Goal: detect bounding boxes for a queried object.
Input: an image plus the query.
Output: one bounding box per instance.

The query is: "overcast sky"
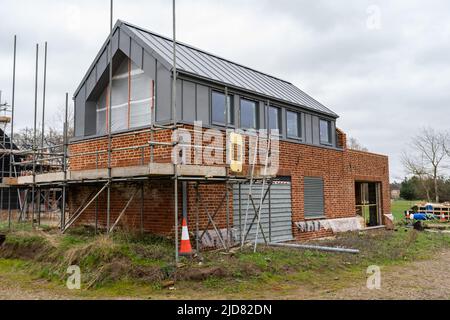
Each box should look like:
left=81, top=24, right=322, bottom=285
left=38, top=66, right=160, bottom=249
left=1, top=0, right=450, bottom=181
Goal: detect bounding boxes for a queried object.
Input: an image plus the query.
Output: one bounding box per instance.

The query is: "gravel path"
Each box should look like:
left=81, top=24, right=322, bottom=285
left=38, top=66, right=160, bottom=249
left=308, top=250, right=450, bottom=300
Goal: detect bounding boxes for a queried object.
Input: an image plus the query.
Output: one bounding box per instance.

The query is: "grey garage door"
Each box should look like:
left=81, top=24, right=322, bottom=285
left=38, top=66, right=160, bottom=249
left=233, top=179, right=293, bottom=243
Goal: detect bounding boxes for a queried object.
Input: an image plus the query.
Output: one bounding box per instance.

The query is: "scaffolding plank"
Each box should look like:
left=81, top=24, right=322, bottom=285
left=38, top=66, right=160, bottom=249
left=13, top=163, right=228, bottom=185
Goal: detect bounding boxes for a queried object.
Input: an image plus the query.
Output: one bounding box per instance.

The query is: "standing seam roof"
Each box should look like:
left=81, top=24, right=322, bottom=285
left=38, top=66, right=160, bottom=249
left=79, top=20, right=339, bottom=118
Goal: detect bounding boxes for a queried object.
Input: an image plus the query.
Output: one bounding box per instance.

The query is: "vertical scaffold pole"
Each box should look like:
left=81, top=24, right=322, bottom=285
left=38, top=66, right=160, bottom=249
left=41, top=42, right=47, bottom=162
left=61, top=93, right=68, bottom=232
left=172, top=0, right=179, bottom=264
left=106, top=0, right=114, bottom=233
left=32, top=43, right=39, bottom=228
left=8, top=35, right=16, bottom=229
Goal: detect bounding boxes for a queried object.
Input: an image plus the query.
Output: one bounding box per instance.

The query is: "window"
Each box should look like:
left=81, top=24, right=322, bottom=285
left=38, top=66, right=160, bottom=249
left=211, top=91, right=234, bottom=125
left=240, top=99, right=258, bottom=129
left=268, top=106, right=281, bottom=132
left=287, top=110, right=301, bottom=139
left=95, top=58, right=153, bottom=134
left=110, top=59, right=129, bottom=132
left=320, top=119, right=332, bottom=144
left=96, top=87, right=107, bottom=135
left=129, top=60, right=153, bottom=128
left=304, top=177, right=325, bottom=218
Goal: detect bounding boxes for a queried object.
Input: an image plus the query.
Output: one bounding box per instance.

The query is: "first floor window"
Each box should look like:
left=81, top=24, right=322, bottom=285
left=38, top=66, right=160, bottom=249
left=240, top=98, right=258, bottom=129
left=287, top=110, right=301, bottom=138
left=95, top=58, right=153, bottom=134
left=320, top=119, right=332, bottom=144
left=268, top=106, right=281, bottom=132
left=211, top=91, right=234, bottom=125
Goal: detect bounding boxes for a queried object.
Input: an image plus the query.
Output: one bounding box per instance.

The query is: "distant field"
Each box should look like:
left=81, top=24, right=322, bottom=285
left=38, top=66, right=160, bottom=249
left=391, top=199, right=421, bottom=221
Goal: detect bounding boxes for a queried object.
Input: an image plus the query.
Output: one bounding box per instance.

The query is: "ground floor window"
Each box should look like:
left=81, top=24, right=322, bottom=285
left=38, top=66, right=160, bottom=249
left=304, top=177, right=325, bottom=218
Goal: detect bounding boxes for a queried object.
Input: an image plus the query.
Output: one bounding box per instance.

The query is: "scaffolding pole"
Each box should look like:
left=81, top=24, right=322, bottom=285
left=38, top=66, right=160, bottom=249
left=172, top=0, right=179, bottom=264
left=106, top=0, right=114, bottom=233
left=8, top=35, right=16, bottom=229
left=40, top=42, right=48, bottom=163
left=61, top=93, right=68, bottom=232
left=31, top=43, right=39, bottom=228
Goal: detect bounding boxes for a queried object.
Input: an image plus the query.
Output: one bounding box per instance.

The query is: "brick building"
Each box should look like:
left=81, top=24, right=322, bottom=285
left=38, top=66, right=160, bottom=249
left=23, top=21, right=390, bottom=246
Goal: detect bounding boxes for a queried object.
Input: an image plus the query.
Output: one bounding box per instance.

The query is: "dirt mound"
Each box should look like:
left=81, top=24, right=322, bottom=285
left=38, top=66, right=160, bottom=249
left=178, top=266, right=227, bottom=281
left=0, top=234, right=53, bottom=261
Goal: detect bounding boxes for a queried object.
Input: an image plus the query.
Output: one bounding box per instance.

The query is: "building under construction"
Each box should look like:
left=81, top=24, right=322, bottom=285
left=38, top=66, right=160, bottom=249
left=2, top=20, right=390, bottom=260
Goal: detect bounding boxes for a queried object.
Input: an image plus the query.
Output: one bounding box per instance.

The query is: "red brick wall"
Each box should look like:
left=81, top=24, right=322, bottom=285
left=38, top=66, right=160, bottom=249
left=67, top=127, right=390, bottom=242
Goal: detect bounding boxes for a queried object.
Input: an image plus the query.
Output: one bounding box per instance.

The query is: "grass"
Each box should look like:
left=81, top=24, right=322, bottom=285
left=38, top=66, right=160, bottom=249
left=2, top=225, right=450, bottom=299
left=391, top=199, right=421, bottom=221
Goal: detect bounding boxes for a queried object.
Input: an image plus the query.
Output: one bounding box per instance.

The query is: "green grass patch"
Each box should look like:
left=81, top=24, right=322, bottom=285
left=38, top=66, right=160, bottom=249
left=1, top=226, right=450, bottom=299
left=392, top=199, right=422, bottom=222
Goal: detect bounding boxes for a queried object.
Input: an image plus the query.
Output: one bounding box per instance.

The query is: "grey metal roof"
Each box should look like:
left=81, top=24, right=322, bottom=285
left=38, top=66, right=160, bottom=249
left=75, top=20, right=338, bottom=118
left=122, top=22, right=338, bottom=117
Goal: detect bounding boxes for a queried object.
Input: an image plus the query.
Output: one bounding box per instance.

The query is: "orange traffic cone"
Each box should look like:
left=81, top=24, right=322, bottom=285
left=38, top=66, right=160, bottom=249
left=179, top=218, right=193, bottom=256
left=441, top=213, right=446, bottom=222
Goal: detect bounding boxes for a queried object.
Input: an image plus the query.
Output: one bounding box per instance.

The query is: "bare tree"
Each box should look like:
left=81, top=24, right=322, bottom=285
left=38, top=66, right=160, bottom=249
left=347, top=137, right=368, bottom=152
left=403, top=128, right=448, bottom=203
left=401, top=152, right=431, bottom=202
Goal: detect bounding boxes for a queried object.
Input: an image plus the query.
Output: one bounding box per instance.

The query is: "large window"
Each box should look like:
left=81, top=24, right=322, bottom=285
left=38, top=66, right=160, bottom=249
left=268, top=106, right=281, bottom=132
left=240, top=99, right=258, bottom=129
left=287, top=110, right=301, bottom=139
left=319, top=119, right=332, bottom=144
left=96, top=58, right=153, bottom=135
left=211, top=91, right=234, bottom=125
left=130, top=61, right=153, bottom=128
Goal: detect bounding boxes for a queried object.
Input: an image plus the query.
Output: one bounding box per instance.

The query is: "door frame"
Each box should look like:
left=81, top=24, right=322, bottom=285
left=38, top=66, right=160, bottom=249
left=355, top=181, right=382, bottom=227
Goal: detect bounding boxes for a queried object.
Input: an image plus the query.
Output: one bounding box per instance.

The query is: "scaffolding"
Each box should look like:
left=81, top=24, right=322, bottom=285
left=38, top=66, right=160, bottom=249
left=0, top=1, right=277, bottom=264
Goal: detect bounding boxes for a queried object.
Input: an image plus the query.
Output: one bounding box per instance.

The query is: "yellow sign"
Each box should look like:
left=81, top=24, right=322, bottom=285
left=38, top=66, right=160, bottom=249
left=229, top=132, right=243, bottom=173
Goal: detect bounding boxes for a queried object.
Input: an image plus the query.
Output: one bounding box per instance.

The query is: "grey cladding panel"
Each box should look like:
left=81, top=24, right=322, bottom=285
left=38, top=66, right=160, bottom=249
left=97, top=49, right=108, bottom=78
left=156, top=62, right=171, bottom=122
left=182, top=81, right=196, bottom=122
left=143, top=51, right=156, bottom=79
left=304, top=177, right=325, bottom=218
left=84, top=101, right=96, bottom=136
left=196, top=84, right=209, bottom=125
left=259, top=101, right=265, bottom=129
left=305, top=113, right=312, bottom=143
left=86, top=68, right=97, bottom=98
left=131, top=39, right=143, bottom=69
left=119, top=29, right=130, bottom=56
left=176, top=79, right=182, bottom=121
left=112, top=29, right=119, bottom=54
left=312, top=116, right=320, bottom=145
left=74, top=84, right=86, bottom=137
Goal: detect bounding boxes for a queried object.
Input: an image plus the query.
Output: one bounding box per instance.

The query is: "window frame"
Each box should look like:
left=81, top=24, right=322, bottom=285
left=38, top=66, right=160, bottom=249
left=211, top=90, right=235, bottom=127
left=267, top=105, right=282, bottom=135
left=239, top=97, right=259, bottom=130
left=286, top=110, right=302, bottom=140
left=319, top=118, right=332, bottom=145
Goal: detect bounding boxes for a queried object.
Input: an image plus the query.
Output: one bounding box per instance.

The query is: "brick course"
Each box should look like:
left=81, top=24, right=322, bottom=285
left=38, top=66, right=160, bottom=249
left=67, top=127, right=390, bottom=242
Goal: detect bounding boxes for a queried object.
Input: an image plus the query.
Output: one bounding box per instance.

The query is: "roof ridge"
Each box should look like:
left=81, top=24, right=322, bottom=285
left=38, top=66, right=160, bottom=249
left=120, top=20, right=294, bottom=85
